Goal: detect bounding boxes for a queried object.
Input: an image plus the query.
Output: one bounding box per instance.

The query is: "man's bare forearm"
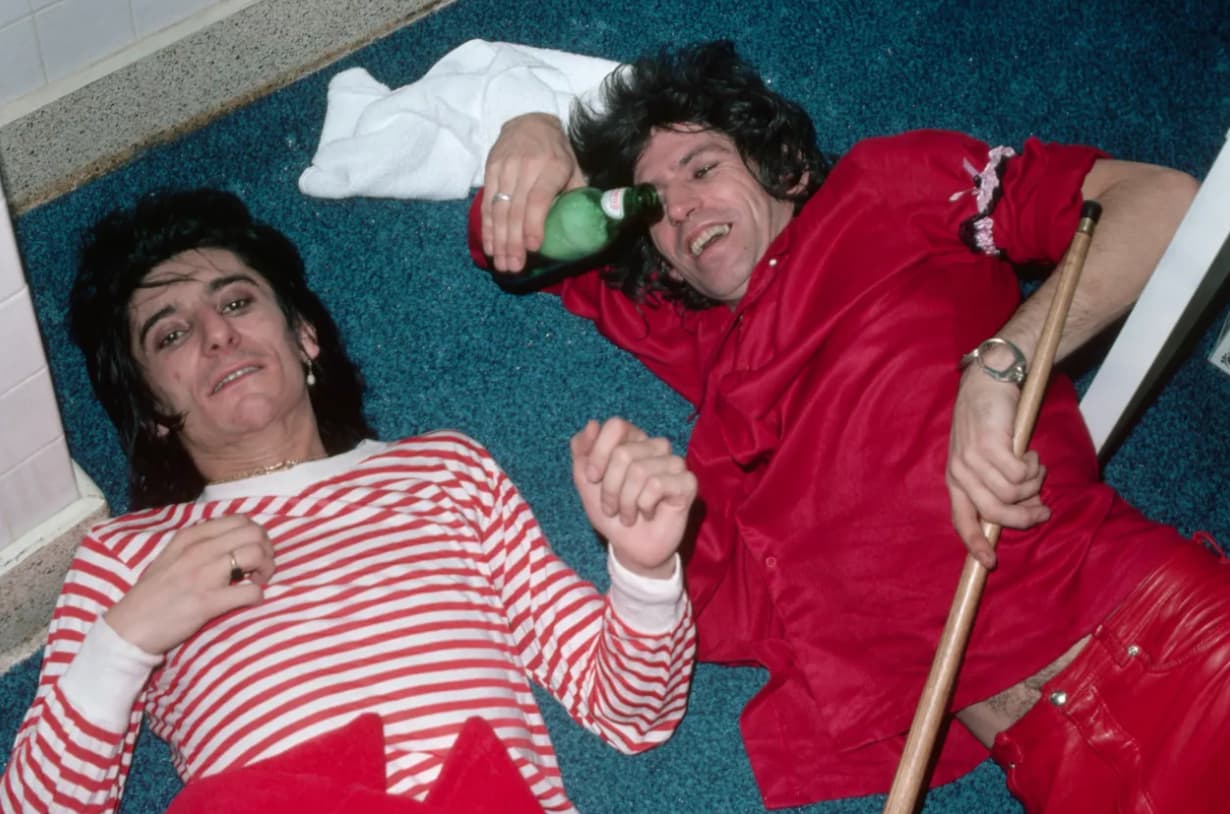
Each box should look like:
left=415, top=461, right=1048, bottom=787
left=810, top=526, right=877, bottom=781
left=996, top=159, right=1198, bottom=363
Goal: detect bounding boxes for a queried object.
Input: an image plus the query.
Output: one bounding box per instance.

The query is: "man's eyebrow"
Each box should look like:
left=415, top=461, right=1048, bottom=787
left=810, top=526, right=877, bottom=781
left=640, top=142, right=726, bottom=184
left=676, top=141, right=731, bottom=170
left=135, top=273, right=260, bottom=347
left=207, top=273, right=259, bottom=293
left=137, top=305, right=175, bottom=348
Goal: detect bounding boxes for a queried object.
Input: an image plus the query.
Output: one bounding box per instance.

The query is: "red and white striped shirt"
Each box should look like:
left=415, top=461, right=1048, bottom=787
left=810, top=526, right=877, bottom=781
left=2, top=432, right=695, bottom=813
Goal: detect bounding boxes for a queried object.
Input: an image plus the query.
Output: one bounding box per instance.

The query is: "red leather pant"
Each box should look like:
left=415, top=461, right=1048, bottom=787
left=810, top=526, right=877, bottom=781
left=992, top=536, right=1230, bottom=814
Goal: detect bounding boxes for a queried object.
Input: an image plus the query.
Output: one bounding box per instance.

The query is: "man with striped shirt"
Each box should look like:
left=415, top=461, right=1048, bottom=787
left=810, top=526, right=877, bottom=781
left=1, top=189, right=698, bottom=814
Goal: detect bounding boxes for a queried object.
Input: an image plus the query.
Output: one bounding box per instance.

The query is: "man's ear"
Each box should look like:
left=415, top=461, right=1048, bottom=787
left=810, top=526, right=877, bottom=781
left=146, top=388, right=175, bottom=438
left=773, top=143, right=811, bottom=197
left=297, top=320, right=320, bottom=361
left=786, top=170, right=811, bottom=198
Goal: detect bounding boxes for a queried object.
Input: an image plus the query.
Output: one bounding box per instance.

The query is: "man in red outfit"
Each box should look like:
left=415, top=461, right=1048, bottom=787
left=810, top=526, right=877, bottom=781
left=472, top=39, right=1230, bottom=814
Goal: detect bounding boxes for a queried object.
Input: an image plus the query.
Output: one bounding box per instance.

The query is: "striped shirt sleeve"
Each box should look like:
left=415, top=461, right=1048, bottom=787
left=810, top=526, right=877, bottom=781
left=437, top=432, right=697, bottom=754
left=1, top=531, right=159, bottom=814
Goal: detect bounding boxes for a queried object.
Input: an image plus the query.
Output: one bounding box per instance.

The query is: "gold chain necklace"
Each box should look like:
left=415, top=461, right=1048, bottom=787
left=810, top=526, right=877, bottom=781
left=207, top=457, right=317, bottom=485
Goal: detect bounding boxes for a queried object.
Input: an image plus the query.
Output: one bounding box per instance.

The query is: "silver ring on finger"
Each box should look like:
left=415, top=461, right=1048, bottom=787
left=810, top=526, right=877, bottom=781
left=492, top=191, right=513, bottom=203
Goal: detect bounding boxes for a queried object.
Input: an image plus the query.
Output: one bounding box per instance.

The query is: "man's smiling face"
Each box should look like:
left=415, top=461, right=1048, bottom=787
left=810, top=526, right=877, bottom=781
left=128, top=247, right=318, bottom=457
left=634, top=125, right=796, bottom=307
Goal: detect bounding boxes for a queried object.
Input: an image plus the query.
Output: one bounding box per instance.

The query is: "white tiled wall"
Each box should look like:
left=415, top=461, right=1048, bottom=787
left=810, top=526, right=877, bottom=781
left=0, top=0, right=240, bottom=108
left=0, top=175, right=78, bottom=549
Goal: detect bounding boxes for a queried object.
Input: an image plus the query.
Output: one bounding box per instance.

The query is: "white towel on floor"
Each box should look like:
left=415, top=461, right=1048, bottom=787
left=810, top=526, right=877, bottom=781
left=298, top=39, right=618, bottom=200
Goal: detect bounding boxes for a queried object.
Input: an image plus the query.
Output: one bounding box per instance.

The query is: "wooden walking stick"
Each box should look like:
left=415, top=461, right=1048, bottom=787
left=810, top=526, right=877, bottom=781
left=882, top=200, right=1103, bottom=814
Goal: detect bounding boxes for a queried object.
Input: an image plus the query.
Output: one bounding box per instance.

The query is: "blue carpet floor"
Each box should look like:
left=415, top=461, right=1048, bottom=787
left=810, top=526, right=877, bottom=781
left=3, top=0, right=1229, bottom=812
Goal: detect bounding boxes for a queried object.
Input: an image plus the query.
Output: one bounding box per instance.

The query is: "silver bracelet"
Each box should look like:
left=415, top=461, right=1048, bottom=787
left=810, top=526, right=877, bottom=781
left=959, top=337, right=1028, bottom=386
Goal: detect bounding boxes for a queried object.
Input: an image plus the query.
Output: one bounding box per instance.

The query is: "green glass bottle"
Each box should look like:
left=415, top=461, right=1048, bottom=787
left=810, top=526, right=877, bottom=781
left=468, top=183, right=662, bottom=282
left=537, top=184, right=662, bottom=263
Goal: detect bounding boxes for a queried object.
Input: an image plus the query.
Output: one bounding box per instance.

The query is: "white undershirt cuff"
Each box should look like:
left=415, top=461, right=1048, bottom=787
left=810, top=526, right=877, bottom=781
left=606, top=550, right=686, bottom=635
left=59, top=618, right=162, bottom=734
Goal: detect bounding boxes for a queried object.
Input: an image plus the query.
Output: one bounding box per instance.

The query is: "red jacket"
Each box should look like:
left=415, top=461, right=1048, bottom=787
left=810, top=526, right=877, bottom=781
left=477, top=130, right=1181, bottom=806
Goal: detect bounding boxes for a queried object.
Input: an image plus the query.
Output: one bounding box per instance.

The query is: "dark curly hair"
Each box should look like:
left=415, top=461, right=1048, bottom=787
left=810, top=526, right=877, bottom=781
left=569, top=40, right=831, bottom=309
left=69, top=188, right=373, bottom=509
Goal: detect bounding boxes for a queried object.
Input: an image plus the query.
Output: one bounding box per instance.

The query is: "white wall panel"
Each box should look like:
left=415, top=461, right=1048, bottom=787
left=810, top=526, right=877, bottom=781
left=0, top=436, right=78, bottom=541
left=0, top=176, right=79, bottom=552
left=0, top=371, right=63, bottom=465
left=0, top=18, right=45, bottom=107
left=0, top=290, right=46, bottom=395
left=131, top=0, right=213, bottom=38
left=0, top=195, right=26, bottom=298
left=0, top=0, right=32, bottom=28
left=35, top=0, right=135, bottom=82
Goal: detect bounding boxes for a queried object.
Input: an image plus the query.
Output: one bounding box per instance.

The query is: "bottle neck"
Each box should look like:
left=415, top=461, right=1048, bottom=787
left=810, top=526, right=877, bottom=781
left=601, top=184, right=661, bottom=222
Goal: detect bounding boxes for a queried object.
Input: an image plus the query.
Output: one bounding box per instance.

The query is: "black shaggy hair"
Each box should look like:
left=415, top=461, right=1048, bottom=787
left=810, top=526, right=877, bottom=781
left=569, top=40, right=831, bottom=309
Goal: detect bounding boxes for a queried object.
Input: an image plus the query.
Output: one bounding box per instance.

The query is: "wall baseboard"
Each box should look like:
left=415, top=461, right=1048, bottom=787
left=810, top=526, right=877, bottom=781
left=0, top=464, right=108, bottom=668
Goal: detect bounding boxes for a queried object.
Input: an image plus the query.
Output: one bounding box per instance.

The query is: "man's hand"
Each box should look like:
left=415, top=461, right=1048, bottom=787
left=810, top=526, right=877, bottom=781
left=570, top=418, right=698, bottom=579
left=946, top=369, right=1050, bottom=569
left=104, top=515, right=276, bottom=655
left=482, top=113, right=585, bottom=272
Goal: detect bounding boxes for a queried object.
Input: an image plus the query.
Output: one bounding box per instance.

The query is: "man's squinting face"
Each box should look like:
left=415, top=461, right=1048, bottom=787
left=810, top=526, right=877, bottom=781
left=634, top=126, right=796, bottom=307
left=129, top=248, right=318, bottom=454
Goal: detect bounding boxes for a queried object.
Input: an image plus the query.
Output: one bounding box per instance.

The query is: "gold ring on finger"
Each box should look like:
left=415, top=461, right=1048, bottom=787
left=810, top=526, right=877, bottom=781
left=229, top=551, right=245, bottom=583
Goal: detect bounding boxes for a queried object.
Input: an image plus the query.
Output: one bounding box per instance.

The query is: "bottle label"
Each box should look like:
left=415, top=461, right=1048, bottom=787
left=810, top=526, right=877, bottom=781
left=600, top=188, right=628, bottom=221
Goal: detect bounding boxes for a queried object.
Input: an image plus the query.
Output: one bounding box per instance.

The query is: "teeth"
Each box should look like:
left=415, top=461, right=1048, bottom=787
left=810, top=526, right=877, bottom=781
left=213, top=366, right=258, bottom=394
left=690, top=224, right=730, bottom=256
